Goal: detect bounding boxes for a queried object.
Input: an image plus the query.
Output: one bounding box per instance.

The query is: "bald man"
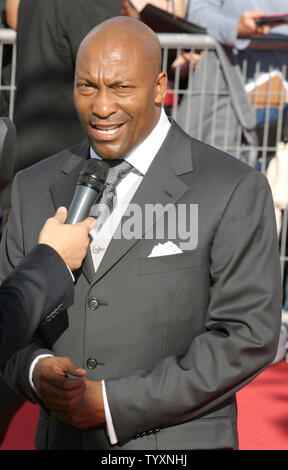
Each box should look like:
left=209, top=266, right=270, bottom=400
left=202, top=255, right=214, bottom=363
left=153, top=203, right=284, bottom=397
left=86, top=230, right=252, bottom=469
left=0, top=17, right=281, bottom=450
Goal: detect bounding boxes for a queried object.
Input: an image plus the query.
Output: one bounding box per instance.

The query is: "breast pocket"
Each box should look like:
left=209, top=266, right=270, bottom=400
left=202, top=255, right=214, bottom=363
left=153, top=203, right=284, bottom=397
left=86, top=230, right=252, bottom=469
left=138, top=250, right=203, bottom=275
left=136, top=249, right=210, bottom=356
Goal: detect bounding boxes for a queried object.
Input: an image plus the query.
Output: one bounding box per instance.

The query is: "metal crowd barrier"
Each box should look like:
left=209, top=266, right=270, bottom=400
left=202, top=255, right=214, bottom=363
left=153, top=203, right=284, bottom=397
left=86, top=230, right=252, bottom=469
left=159, top=33, right=254, bottom=161
left=159, top=33, right=288, bottom=164
left=0, top=28, right=16, bottom=120
left=159, top=33, right=288, bottom=295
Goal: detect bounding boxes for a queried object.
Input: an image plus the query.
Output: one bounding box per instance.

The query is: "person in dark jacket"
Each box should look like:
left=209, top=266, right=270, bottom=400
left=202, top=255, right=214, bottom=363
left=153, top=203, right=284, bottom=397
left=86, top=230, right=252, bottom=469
left=0, top=206, right=95, bottom=368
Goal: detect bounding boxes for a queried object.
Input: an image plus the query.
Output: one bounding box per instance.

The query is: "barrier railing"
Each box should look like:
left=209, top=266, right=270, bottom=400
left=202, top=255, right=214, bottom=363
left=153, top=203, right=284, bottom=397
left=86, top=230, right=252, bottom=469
left=159, top=33, right=288, bottom=292
left=159, top=33, right=288, bottom=163
left=0, top=28, right=16, bottom=120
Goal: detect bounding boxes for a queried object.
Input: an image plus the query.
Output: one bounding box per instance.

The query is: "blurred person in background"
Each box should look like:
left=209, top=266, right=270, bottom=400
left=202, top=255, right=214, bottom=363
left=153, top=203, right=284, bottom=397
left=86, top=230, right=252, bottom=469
left=9, top=0, right=121, bottom=174
left=187, top=0, right=288, bottom=79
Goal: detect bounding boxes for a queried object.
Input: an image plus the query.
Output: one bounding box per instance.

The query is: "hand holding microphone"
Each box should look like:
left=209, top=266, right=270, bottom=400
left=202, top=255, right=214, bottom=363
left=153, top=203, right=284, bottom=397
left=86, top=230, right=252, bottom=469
left=38, top=207, right=96, bottom=271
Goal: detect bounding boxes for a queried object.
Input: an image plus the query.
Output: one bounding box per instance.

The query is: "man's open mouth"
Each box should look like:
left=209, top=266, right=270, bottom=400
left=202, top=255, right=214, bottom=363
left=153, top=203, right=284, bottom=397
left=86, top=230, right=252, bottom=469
left=90, top=122, right=124, bottom=140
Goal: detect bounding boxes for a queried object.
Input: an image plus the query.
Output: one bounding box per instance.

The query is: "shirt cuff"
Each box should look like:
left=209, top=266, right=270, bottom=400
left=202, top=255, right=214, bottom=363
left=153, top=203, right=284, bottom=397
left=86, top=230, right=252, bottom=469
left=66, top=265, right=75, bottom=283
left=29, top=354, right=54, bottom=392
left=101, top=380, right=118, bottom=445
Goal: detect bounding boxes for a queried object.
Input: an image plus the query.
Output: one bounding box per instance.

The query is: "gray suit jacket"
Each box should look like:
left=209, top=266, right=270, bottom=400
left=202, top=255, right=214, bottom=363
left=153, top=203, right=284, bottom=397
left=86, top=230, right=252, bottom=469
left=0, top=121, right=281, bottom=450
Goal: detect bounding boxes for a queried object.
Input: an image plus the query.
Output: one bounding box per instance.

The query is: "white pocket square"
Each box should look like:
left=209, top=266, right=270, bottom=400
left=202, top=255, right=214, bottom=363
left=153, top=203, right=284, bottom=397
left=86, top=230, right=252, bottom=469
left=148, top=241, right=183, bottom=258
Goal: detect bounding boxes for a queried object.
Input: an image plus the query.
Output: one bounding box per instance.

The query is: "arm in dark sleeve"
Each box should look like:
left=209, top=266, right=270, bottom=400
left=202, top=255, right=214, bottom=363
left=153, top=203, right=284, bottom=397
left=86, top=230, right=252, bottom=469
left=0, top=0, right=6, bottom=24
left=0, top=172, right=54, bottom=400
left=105, top=170, right=282, bottom=445
left=0, top=243, right=74, bottom=368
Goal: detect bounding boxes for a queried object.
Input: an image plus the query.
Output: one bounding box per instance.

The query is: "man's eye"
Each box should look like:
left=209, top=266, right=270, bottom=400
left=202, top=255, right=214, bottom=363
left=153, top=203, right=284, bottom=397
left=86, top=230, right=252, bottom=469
left=78, top=83, right=94, bottom=93
left=117, top=85, right=132, bottom=91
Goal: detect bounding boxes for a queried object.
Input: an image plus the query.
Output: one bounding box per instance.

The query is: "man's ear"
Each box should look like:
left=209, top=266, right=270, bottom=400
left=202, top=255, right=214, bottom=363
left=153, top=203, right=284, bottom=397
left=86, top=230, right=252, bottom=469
left=154, top=71, right=168, bottom=105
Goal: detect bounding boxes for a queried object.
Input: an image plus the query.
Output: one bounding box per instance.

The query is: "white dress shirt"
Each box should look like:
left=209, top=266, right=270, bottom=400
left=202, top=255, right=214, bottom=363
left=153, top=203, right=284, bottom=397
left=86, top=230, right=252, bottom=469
left=29, top=107, right=171, bottom=444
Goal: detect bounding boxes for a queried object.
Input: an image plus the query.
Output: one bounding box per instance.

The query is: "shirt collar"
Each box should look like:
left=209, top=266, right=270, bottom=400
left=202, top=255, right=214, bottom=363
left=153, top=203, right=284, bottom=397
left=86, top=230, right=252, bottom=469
left=90, top=107, right=171, bottom=176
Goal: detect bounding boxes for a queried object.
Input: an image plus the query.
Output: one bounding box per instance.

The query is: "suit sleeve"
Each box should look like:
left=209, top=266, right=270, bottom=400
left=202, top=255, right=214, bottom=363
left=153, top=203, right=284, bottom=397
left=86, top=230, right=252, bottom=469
left=0, top=244, right=74, bottom=368
left=105, top=170, right=282, bottom=445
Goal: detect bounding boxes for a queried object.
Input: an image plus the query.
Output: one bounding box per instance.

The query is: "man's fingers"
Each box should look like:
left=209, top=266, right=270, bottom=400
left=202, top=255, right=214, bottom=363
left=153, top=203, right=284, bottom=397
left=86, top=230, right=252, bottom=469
left=58, top=358, right=87, bottom=378
left=36, top=370, right=86, bottom=411
left=54, top=206, right=68, bottom=224
left=40, top=377, right=86, bottom=395
left=247, top=9, right=263, bottom=19
left=35, top=356, right=86, bottom=388
left=262, top=25, right=271, bottom=34
left=79, top=216, right=96, bottom=232
left=43, top=394, right=84, bottom=411
left=51, top=373, right=86, bottom=390
left=49, top=394, right=83, bottom=412
left=39, top=382, right=86, bottom=410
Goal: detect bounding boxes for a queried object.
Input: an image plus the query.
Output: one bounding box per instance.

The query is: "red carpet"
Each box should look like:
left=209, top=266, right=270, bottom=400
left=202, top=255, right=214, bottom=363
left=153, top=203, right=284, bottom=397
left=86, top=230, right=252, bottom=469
left=1, top=361, right=288, bottom=450
left=237, top=360, right=288, bottom=450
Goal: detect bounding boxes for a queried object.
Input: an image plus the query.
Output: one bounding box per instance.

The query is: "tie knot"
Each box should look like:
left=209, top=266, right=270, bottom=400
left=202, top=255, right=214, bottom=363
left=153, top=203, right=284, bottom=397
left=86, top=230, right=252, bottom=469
left=106, top=159, right=132, bottom=186
left=89, top=159, right=132, bottom=227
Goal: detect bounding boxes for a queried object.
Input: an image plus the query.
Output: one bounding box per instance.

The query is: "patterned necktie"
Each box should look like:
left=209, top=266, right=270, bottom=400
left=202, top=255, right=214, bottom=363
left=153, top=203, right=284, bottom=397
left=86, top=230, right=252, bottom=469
left=90, top=159, right=132, bottom=231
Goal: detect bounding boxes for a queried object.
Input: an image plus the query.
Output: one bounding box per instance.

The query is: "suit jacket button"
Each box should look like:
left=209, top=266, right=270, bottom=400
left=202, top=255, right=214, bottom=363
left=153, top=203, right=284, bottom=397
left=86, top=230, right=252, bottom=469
left=86, top=357, right=98, bottom=370
left=88, top=298, right=100, bottom=310
left=152, top=428, right=160, bottom=434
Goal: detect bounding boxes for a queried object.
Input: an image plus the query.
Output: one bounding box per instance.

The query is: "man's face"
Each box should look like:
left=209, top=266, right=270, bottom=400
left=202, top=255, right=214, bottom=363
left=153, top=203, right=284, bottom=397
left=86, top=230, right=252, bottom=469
left=74, top=36, right=167, bottom=159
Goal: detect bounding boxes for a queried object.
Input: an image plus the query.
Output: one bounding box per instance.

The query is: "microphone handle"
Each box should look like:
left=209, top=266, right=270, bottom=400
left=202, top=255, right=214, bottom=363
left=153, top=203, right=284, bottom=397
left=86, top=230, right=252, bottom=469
left=66, top=185, right=99, bottom=224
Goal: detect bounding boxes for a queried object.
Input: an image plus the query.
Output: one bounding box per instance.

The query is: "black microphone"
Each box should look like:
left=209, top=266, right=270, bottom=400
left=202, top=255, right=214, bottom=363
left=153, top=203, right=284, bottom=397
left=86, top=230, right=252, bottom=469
left=66, top=158, right=109, bottom=224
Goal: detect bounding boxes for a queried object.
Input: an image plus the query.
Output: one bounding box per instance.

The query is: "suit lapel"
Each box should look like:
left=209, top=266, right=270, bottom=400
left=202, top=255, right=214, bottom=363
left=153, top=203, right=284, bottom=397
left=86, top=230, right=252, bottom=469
left=49, top=160, right=86, bottom=210
left=49, top=141, right=90, bottom=210
left=91, top=121, right=194, bottom=284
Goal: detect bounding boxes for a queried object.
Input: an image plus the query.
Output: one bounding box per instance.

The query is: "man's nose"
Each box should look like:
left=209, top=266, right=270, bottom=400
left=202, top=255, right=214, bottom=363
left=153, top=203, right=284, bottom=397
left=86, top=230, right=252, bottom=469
left=92, top=88, right=117, bottom=118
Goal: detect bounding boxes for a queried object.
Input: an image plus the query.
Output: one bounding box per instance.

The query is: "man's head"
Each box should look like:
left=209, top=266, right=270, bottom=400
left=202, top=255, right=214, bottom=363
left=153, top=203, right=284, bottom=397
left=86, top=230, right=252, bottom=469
left=74, top=16, right=167, bottom=160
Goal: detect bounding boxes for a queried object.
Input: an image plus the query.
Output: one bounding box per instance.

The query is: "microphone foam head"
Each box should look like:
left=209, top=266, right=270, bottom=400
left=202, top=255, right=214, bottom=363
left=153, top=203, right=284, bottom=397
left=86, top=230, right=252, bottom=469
left=78, top=159, right=109, bottom=191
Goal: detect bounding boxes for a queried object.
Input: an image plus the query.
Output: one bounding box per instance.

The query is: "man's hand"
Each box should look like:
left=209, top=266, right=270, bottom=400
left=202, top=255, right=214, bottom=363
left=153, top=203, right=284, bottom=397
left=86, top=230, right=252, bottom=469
left=32, top=356, right=87, bottom=411
left=38, top=207, right=96, bottom=271
left=121, top=0, right=140, bottom=19
left=237, top=10, right=271, bottom=37
left=172, top=51, right=201, bottom=78
left=52, top=379, right=105, bottom=430
left=5, top=0, right=20, bottom=30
